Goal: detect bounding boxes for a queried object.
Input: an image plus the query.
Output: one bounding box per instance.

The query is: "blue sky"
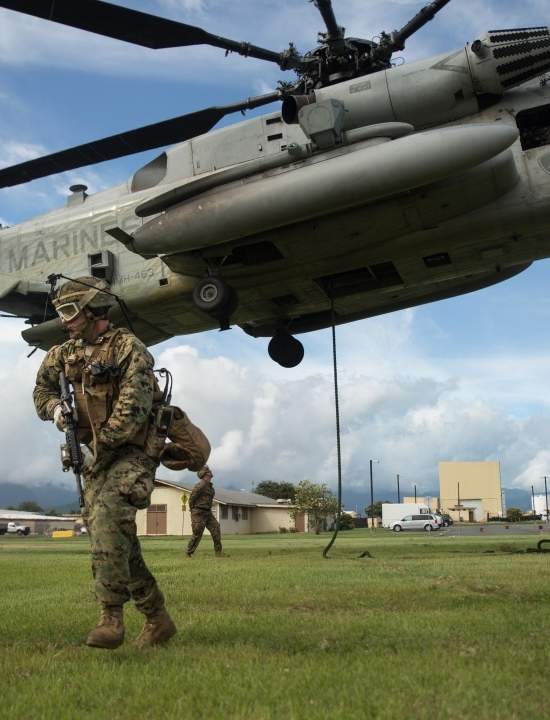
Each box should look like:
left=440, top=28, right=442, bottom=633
left=1, top=0, right=550, bottom=501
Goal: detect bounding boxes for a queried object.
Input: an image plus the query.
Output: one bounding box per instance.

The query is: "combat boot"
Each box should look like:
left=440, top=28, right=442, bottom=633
left=135, top=608, right=177, bottom=649
left=86, top=605, right=124, bottom=649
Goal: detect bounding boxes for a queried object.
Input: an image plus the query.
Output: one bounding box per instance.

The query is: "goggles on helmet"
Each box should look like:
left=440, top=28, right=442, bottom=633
left=55, top=301, right=83, bottom=323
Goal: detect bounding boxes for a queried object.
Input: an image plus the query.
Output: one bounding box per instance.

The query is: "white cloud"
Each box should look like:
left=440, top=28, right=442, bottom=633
left=2, top=311, right=550, bottom=496
left=0, top=140, right=46, bottom=166
left=157, top=0, right=208, bottom=13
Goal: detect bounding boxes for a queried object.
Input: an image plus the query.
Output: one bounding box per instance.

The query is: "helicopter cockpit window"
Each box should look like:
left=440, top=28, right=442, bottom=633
left=131, top=152, right=168, bottom=193
left=516, top=105, right=550, bottom=151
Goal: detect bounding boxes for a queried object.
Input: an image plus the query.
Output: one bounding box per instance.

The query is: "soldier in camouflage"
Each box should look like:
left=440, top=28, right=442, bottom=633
left=33, top=276, right=176, bottom=650
left=186, top=465, right=224, bottom=557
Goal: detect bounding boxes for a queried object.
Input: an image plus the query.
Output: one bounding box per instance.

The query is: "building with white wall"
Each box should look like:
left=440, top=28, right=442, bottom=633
left=136, top=478, right=300, bottom=536
left=0, top=509, right=77, bottom=535
left=532, top=494, right=550, bottom=520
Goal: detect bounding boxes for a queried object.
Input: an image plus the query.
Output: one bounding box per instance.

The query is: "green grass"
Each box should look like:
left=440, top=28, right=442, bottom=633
left=1, top=530, right=549, bottom=720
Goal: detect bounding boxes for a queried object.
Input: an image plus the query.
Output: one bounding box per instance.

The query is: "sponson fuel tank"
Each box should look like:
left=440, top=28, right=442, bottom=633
left=129, top=123, right=518, bottom=257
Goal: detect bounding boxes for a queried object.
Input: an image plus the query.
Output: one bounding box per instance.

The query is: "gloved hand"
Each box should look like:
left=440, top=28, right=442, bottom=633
left=53, top=405, right=66, bottom=432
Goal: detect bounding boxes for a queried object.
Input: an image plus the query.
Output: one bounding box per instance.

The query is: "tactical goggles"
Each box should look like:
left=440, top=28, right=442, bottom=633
left=55, top=302, right=83, bottom=322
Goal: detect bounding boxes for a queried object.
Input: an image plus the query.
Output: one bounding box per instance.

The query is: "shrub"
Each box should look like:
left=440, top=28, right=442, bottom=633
left=279, top=526, right=288, bottom=533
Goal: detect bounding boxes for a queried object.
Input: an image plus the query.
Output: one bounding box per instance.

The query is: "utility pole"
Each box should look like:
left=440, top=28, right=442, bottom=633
left=369, top=459, right=379, bottom=529
left=370, top=459, right=374, bottom=529
left=414, top=483, right=417, bottom=503
left=545, top=476, right=549, bottom=523
left=532, top=484, right=536, bottom=517
left=396, top=474, right=401, bottom=504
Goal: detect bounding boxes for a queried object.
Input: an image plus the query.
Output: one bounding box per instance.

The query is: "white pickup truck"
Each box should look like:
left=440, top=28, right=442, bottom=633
left=0, top=521, right=31, bottom=536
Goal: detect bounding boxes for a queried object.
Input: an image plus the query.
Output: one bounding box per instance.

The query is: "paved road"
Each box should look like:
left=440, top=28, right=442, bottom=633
left=438, top=523, right=550, bottom=536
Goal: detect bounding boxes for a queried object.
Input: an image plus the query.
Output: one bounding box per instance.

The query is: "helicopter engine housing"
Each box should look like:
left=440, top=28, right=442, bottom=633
left=284, top=27, right=550, bottom=133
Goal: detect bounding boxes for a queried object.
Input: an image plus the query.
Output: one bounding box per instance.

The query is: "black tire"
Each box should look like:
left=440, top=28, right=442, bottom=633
left=268, top=331, right=304, bottom=368
left=424, top=524, right=433, bottom=532
left=16, top=529, right=24, bottom=535
left=393, top=525, right=402, bottom=532
left=192, top=277, right=238, bottom=317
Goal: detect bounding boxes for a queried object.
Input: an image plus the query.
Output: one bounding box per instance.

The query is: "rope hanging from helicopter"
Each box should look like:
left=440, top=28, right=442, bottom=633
left=323, top=295, right=343, bottom=558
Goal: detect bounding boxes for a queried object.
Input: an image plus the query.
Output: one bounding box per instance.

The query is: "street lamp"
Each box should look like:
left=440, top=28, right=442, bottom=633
left=369, top=459, right=380, bottom=529
left=541, top=476, right=550, bottom=522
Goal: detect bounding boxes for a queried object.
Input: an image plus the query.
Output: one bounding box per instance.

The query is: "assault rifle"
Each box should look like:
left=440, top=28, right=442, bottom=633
left=59, top=371, right=85, bottom=508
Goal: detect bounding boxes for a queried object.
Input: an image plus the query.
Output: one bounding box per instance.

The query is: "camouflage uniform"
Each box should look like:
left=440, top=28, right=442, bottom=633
left=33, top=327, right=165, bottom=616
left=187, top=479, right=223, bottom=555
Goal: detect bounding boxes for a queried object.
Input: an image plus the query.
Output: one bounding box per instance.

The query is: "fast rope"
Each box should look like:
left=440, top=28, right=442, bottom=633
left=323, top=298, right=342, bottom=558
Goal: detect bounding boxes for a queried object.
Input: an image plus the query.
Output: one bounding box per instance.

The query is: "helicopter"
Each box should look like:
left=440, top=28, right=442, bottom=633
left=0, top=0, right=549, bottom=367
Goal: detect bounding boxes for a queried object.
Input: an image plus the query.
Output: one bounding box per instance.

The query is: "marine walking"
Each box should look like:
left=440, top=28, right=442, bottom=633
left=186, top=465, right=224, bottom=557
left=33, top=276, right=177, bottom=650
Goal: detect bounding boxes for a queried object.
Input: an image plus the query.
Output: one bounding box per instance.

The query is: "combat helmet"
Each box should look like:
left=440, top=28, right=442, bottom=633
left=53, top=276, right=115, bottom=322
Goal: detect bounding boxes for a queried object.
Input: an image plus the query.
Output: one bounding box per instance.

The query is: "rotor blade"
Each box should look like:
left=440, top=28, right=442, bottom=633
left=0, top=93, right=280, bottom=188
left=0, top=0, right=288, bottom=67
left=389, top=0, right=452, bottom=51
left=312, top=0, right=344, bottom=40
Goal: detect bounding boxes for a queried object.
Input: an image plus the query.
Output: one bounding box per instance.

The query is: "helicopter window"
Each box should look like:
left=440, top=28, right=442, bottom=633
left=516, top=105, right=550, bottom=151
left=266, top=117, right=282, bottom=125
left=423, top=252, right=451, bottom=268
left=131, top=152, right=168, bottom=192
left=316, top=262, right=403, bottom=298
left=208, top=241, right=284, bottom=267
left=271, top=294, right=299, bottom=309
left=267, top=133, right=283, bottom=142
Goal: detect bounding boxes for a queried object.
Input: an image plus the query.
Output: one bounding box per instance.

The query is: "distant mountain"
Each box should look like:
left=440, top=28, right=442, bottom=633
left=0, top=480, right=533, bottom=514
left=0, top=482, right=79, bottom=512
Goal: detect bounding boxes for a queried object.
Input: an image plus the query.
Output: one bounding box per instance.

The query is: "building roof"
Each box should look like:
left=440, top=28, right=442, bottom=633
left=154, top=478, right=291, bottom=507
left=0, top=509, right=73, bottom=522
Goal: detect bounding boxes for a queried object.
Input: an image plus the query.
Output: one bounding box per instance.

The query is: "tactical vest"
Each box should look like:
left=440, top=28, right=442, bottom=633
left=63, top=328, right=151, bottom=452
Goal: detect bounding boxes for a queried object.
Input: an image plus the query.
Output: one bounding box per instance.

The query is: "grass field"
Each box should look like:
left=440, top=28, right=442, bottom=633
left=1, top=529, right=549, bottom=720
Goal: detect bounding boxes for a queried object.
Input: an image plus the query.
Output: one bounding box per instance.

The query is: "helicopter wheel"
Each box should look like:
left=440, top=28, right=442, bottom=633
left=268, top=330, right=304, bottom=368
left=192, top=276, right=238, bottom=319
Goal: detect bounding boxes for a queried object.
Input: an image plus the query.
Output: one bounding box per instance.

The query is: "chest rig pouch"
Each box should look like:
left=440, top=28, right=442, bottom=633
left=63, top=329, right=149, bottom=452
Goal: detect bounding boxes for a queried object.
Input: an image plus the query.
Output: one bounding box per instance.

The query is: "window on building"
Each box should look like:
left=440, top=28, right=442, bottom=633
left=232, top=506, right=239, bottom=521
left=221, top=505, right=228, bottom=520
left=241, top=507, right=248, bottom=520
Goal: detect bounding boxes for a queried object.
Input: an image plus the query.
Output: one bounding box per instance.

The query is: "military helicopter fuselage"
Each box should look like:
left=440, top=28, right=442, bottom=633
left=1, top=19, right=550, bottom=366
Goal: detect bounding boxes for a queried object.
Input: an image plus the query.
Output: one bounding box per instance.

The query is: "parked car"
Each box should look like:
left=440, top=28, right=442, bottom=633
left=432, top=513, right=444, bottom=528
left=441, top=514, right=453, bottom=527
left=0, top=522, right=31, bottom=536
left=391, top=514, right=440, bottom=532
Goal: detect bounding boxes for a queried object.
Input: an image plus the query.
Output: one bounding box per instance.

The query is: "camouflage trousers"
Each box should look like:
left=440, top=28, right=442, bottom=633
left=82, top=445, right=165, bottom=615
left=187, top=510, right=222, bottom=555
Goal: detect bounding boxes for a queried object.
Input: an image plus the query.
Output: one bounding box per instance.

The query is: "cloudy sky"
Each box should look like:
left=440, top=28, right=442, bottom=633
left=1, top=0, right=550, bottom=502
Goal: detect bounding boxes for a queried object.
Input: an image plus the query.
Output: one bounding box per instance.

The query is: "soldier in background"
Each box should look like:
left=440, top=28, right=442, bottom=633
left=187, top=465, right=224, bottom=557
left=33, top=276, right=176, bottom=650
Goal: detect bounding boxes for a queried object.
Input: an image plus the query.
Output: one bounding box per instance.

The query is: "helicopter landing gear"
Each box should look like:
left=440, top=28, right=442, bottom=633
left=268, top=329, right=304, bottom=368
left=192, top=276, right=238, bottom=330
